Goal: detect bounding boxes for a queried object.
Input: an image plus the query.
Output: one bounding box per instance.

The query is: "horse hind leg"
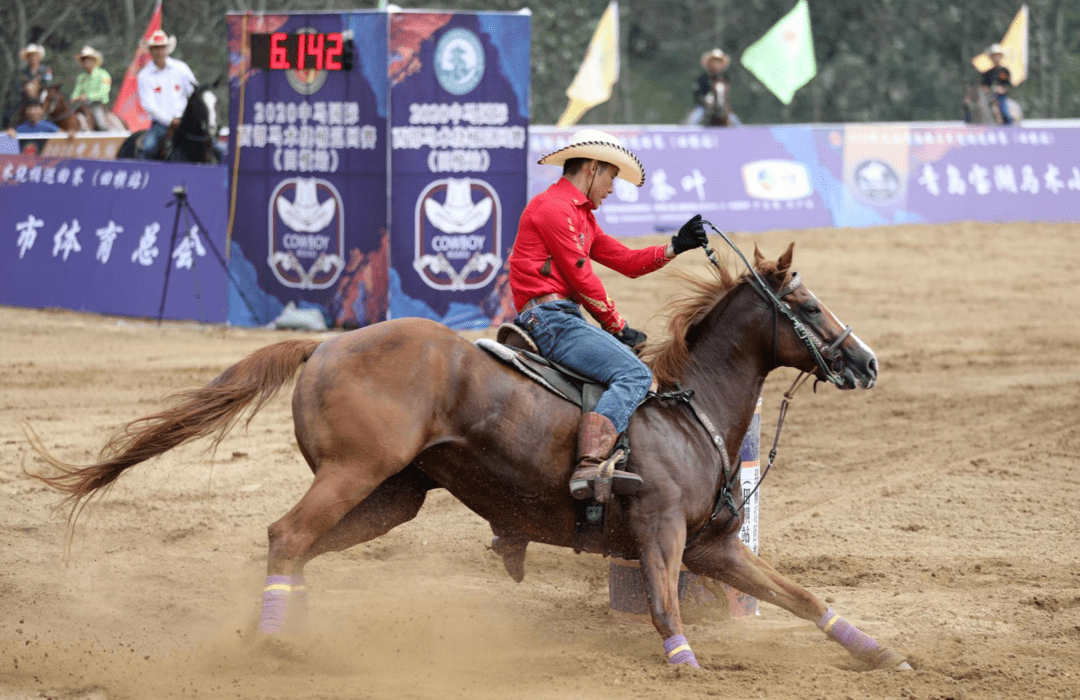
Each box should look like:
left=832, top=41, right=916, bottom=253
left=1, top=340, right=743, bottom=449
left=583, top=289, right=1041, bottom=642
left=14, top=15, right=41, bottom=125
left=257, top=465, right=437, bottom=635
left=684, top=537, right=911, bottom=671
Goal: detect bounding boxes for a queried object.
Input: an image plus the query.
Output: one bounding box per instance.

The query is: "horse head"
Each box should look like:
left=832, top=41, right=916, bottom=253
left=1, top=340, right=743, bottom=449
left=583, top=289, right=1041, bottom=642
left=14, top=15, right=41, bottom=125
left=39, top=86, right=64, bottom=119
left=751, top=243, right=877, bottom=390
left=648, top=243, right=877, bottom=394
left=169, top=83, right=221, bottom=162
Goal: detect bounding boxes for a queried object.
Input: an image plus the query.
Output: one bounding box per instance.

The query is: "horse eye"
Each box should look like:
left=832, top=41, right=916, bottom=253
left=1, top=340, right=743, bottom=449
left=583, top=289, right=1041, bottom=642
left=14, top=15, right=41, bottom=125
left=803, top=305, right=820, bottom=315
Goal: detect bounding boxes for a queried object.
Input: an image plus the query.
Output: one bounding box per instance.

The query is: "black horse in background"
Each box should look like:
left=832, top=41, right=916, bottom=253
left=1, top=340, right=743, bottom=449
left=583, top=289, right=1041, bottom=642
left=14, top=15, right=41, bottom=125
left=116, top=81, right=221, bottom=163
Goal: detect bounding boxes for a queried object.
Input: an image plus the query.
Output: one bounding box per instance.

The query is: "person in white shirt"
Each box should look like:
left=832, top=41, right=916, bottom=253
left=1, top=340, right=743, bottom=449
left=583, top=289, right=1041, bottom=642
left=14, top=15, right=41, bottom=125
left=136, top=29, right=196, bottom=159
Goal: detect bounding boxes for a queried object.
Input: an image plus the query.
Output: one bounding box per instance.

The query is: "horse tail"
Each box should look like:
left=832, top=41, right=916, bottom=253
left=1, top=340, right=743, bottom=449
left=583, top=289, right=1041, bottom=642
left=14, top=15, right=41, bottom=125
left=27, top=338, right=322, bottom=528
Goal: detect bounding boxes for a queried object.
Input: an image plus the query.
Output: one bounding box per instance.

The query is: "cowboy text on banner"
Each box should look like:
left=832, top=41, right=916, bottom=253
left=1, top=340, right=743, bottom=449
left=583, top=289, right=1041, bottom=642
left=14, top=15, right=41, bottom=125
left=740, top=0, right=816, bottom=106
left=971, top=5, right=1028, bottom=85
left=112, top=0, right=162, bottom=131
left=556, top=1, right=619, bottom=127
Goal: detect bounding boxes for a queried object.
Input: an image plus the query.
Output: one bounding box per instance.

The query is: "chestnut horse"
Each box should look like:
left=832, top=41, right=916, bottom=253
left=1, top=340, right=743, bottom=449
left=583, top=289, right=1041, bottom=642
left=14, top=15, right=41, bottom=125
left=31, top=243, right=908, bottom=671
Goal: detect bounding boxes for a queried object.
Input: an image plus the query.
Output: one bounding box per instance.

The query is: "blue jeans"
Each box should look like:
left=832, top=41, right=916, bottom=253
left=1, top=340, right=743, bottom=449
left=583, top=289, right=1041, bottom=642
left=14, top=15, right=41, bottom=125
left=995, top=94, right=1012, bottom=124
left=140, top=121, right=170, bottom=159
left=517, top=300, right=652, bottom=433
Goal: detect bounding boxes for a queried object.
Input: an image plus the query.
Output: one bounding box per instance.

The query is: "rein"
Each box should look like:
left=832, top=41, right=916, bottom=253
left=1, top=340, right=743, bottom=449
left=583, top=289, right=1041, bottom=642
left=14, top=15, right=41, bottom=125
left=677, top=223, right=854, bottom=548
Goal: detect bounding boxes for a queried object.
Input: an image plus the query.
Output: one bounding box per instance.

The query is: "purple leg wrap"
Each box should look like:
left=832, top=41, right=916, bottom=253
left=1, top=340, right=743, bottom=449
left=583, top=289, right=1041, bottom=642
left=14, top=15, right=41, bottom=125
left=663, top=634, right=700, bottom=668
left=816, top=607, right=881, bottom=658
left=258, top=575, right=292, bottom=634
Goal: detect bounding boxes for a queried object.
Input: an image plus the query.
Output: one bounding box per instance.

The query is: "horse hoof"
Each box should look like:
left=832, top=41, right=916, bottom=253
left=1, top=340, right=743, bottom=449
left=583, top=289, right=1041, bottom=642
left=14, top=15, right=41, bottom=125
left=490, top=536, right=527, bottom=583
left=866, top=647, right=912, bottom=671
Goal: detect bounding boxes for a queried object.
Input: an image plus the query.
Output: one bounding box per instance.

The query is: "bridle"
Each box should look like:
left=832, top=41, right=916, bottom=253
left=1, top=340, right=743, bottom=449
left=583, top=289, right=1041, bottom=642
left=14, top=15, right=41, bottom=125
left=680, top=222, right=859, bottom=548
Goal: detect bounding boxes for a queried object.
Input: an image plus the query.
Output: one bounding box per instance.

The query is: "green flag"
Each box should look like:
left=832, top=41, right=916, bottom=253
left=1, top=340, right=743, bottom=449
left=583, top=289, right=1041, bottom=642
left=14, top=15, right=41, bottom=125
left=740, top=0, right=817, bottom=105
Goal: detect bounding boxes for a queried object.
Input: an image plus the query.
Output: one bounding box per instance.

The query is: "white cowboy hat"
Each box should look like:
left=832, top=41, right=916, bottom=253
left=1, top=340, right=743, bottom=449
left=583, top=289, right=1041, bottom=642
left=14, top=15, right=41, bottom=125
left=988, top=43, right=1004, bottom=55
left=424, top=178, right=493, bottom=234
left=701, top=48, right=730, bottom=71
left=538, top=129, right=645, bottom=187
left=21, top=44, right=46, bottom=61
left=77, top=46, right=103, bottom=68
left=146, top=30, right=177, bottom=54
left=277, top=179, right=337, bottom=233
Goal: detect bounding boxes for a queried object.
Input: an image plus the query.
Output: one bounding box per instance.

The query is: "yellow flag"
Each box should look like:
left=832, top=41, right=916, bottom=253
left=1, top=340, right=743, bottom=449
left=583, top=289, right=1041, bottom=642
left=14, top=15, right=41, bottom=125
left=557, top=2, right=620, bottom=127
left=972, top=5, right=1028, bottom=85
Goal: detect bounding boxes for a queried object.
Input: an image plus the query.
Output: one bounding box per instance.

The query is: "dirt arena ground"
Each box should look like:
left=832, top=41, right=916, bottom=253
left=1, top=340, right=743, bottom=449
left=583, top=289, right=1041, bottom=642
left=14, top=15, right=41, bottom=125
left=2, top=221, right=1078, bottom=700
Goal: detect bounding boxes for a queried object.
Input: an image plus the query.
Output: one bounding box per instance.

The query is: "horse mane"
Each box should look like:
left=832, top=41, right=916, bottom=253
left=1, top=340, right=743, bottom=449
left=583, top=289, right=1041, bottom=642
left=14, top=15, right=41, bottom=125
left=645, top=254, right=787, bottom=388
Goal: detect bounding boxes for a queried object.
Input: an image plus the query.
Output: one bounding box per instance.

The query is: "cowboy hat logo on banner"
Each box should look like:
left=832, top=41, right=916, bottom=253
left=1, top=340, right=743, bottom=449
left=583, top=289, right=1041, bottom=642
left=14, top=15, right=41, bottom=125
left=414, top=177, right=502, bottom=291
left=269, top=177, right=346, bottom=289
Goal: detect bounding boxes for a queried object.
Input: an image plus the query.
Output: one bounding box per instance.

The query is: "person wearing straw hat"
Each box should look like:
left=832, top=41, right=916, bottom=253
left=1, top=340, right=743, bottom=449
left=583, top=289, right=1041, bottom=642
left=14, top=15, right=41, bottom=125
left=979, top=43, right=1013, bottom=125
left=136, top=29, right=196, bottom=158
left=71, top=46, right=112, bottom=131
left=7, top=44, right=53, bottom=128
left=19, top=44, right=53, bottom=101
left=509, top=129, right=709, bottom=500
left=691, top=48, right=733, bottom=127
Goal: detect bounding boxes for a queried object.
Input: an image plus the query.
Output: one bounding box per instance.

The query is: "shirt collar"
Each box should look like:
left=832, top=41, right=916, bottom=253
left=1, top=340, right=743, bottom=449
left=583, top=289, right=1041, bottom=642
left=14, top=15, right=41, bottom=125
left=552, top=176, right=596, bottom=211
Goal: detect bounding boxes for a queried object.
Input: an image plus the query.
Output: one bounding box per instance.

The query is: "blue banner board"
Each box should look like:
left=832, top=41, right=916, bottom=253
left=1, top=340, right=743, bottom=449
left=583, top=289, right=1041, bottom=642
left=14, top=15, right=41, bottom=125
left=227, top=11, right=389, bottom=328
left=388, top=11, right=530, bottom=329
left=0, top=155, right=229, bottom=321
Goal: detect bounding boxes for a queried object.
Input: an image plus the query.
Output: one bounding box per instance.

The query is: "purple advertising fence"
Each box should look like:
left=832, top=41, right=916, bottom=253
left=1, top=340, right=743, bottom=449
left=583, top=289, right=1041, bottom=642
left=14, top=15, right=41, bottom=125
left=529, top=123, right=1080, bottom=237
left=0, top=155, right=229, bottom=321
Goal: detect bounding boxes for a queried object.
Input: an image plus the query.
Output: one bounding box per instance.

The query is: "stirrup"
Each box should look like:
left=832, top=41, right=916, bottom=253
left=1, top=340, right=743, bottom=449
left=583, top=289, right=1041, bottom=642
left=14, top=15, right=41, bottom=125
left=569, top=449, right=640, bottom=501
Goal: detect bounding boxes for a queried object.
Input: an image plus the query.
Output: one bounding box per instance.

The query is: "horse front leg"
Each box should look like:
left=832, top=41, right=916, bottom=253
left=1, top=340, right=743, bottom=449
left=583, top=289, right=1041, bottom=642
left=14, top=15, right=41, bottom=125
left=684, top=537, right=911, bottom=671
left=635, top=513, right=700, bottom=668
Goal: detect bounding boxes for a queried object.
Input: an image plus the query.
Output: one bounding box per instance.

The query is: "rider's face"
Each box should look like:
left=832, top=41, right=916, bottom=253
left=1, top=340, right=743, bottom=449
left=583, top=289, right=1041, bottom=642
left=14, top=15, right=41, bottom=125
left=587, top=161, right=619, bottom=208
left=150, top=46, right=168, bottom=66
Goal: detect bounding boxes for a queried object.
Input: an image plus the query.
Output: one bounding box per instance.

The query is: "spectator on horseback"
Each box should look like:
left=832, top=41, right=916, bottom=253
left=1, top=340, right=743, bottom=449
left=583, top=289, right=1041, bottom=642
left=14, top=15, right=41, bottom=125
left=19, top=44, right=53, bottom=104
left=5, top=44, right=53, bottom=128
left=691, top=48, right=733, bottom=127
left=980, top=44, right=1014, bottom=125
left=136, top=29, right=196, bottom=159
left=509, top=130, right=709, bottom=500
left=71, top=46, right=112, bottom=131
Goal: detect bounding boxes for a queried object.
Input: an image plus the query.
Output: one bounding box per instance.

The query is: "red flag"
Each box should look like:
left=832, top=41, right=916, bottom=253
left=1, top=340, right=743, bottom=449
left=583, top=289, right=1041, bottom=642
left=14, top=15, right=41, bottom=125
left=111, top=1, right=162, bottom=131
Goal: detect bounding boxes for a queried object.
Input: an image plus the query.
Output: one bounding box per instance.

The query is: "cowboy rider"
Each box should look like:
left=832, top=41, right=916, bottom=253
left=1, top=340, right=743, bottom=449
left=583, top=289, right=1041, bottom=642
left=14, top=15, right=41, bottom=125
left=509, top=129, right=709, bottom=500
left=692, top=48, right=732, bottom=127
left=71, top=46, right=113, bottom=131
left=980, top=43, right=1013, bottom=125
left=136, top=29, right=197, bottom=159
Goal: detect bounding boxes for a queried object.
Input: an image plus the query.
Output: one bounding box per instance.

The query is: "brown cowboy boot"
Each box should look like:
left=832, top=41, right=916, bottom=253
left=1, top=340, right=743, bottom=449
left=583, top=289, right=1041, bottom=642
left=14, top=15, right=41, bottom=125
left=569, top=412, right=643, bottom=501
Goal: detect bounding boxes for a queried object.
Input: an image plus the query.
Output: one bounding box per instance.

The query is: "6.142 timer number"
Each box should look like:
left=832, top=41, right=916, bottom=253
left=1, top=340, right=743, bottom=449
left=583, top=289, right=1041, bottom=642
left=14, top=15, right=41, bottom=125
left=250, top=32, right=354, bottom=71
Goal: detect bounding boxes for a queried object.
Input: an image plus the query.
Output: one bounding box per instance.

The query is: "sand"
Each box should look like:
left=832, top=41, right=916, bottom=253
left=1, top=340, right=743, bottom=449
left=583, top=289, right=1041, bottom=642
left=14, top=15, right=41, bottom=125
left=1, top=220, right=1078, bottom=700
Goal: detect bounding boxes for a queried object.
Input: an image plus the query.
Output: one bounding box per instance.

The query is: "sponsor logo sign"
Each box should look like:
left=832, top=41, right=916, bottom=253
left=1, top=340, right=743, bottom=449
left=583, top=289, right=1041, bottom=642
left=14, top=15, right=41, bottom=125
left=413, top=176, right=501, bottom=290
left=268, top=176, right=345, bottom=289
left=434, top=28, right=485, bottom=96
left=742, top=159, right=813, bottom=200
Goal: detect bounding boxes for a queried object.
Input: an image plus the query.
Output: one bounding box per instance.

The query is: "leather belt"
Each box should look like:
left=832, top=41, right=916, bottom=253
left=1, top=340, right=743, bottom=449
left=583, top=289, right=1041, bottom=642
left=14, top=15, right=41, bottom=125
left=519, top=293, right=569, bottom=312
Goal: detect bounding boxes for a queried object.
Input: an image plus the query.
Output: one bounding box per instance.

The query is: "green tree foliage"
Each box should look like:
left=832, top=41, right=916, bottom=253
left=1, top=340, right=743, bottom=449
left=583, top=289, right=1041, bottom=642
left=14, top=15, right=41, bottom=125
left=3, top=0, right=1079, bottom=129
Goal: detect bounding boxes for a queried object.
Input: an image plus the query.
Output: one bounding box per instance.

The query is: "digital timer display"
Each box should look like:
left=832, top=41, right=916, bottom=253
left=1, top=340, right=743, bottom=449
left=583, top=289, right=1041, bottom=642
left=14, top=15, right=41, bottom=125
left=250, top=32, right=353, bottom=71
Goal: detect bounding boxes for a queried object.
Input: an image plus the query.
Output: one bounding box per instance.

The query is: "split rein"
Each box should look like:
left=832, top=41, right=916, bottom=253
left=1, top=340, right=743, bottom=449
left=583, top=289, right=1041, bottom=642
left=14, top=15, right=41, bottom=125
left=677, top=222, right=854, bottom=548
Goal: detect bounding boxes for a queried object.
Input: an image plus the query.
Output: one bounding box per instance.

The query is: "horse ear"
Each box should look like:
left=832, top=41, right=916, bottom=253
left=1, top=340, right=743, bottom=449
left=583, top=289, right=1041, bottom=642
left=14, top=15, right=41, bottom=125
left=753, top=243, right=765, bottom=269
left=776, top=242, right=795, bottom=273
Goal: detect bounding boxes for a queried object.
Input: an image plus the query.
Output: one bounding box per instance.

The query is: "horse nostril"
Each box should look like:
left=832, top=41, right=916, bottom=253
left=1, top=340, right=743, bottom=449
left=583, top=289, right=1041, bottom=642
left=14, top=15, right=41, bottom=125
left=868, top=357, right=879, bottom=376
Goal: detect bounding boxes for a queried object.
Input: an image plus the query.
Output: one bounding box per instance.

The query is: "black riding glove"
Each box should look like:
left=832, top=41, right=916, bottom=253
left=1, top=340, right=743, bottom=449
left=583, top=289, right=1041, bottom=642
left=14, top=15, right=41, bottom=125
left=614, top=324, right=648, bottom=348
left=671, top=214, right=709, bottom=255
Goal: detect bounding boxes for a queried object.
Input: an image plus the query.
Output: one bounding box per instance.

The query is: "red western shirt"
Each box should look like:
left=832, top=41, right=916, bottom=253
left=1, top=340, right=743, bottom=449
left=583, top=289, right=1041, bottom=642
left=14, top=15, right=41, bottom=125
left=509, top=177, right=671, bottom=333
